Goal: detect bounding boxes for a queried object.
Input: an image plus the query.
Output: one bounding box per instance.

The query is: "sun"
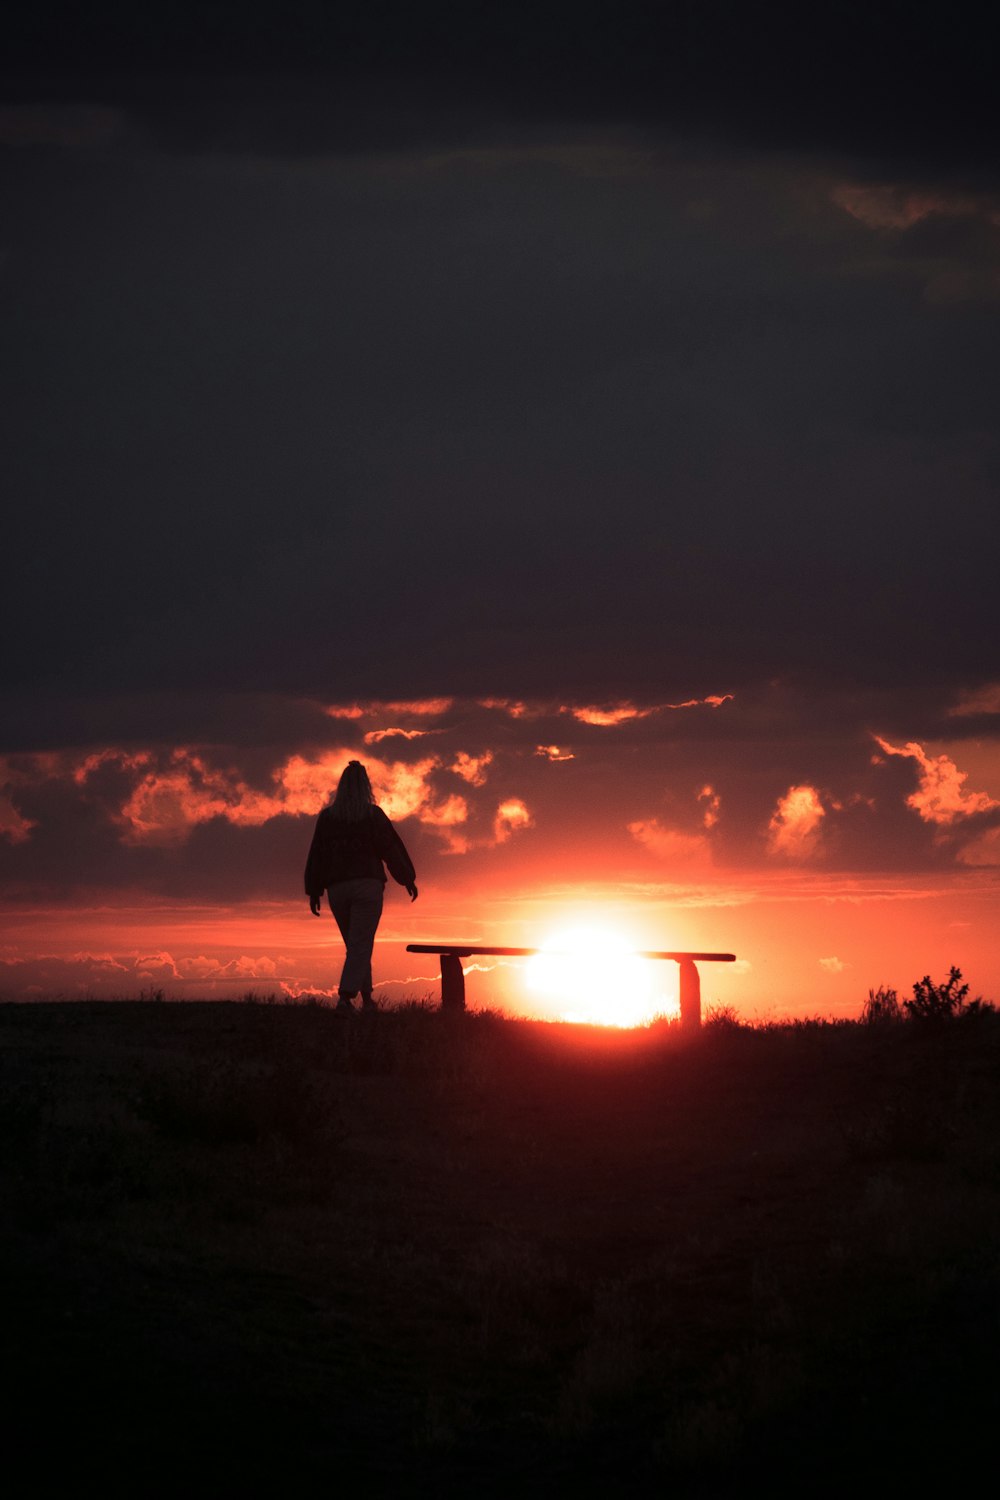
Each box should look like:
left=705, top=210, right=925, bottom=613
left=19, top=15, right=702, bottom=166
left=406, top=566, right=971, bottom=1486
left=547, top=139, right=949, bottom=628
left=524, top=924, right=676, bottom=1027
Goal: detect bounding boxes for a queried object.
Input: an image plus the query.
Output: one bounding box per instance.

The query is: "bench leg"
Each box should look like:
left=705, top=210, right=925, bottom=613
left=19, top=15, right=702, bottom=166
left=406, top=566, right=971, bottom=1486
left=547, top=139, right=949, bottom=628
left=678, top=958, right=701, bottom=1031
left=440, top=953, right=466, bottom=1013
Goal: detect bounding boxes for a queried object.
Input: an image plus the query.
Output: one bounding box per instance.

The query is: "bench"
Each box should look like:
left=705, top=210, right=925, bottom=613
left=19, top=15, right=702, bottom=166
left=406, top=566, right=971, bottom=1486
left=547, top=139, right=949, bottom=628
left=405, top=944, right=736, bottom=1029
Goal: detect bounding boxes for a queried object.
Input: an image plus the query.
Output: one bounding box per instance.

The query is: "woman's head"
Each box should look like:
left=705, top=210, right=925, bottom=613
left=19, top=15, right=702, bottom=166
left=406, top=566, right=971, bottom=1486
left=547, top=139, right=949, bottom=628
left=329, top=760, right=376, bottom=821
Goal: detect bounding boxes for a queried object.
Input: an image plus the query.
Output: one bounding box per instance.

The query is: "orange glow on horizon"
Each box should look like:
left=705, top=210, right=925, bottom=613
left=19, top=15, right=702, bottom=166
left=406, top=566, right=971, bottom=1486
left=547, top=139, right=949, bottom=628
left=3, top=866, right=1000, bottom=1024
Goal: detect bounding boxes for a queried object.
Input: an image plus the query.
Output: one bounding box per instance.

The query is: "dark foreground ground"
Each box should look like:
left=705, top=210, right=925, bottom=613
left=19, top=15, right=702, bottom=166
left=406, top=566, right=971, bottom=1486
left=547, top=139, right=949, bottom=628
left=2, top=999, right=999, bottom=1495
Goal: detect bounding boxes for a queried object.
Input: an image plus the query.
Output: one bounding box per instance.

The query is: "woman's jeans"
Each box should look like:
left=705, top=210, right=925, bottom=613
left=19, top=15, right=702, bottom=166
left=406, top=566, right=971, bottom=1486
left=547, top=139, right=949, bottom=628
left=327, top=877, right=384, bottom=998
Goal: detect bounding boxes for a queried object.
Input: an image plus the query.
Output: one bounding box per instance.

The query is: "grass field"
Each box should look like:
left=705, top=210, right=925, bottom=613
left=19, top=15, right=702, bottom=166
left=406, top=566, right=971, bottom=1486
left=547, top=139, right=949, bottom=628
left=3, top=997, right=999, bottom=1493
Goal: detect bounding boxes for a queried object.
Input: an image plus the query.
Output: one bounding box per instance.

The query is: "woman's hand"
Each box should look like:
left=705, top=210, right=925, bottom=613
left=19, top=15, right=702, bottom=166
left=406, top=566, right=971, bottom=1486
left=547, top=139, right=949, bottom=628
left=406, top=882, right=418, bottom=902
left=309, top=895, right=323, bottom=916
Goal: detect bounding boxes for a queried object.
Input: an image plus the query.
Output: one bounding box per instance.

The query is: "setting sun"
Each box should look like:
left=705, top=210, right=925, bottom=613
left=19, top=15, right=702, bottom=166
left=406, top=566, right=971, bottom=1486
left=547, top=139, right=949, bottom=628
left=525, top=925, right=676, bottom=1027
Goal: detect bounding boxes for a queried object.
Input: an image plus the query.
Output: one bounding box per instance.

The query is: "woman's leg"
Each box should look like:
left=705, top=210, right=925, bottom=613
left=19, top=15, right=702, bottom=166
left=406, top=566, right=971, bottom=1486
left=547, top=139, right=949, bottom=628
left=327, top=883, right=355, bottom=999
left=327, top=879, right=383, bottom=1000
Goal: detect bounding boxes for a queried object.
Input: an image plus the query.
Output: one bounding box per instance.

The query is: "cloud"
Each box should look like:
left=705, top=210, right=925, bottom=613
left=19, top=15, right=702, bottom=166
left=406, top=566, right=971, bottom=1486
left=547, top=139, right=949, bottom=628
left=0, top=793, right=35, bottom=844
left=363, top=728, right=433, bottom=743
left=949, top=684, right=1000, bottom=717
left=479, top=699, right=533, bottom=718
left=383, top=698, right=453, bottom=717
left=0, top=948, right=132, bottom=997
left=830, top=181, right=1000, bottom=305
left=451, top=751, right=493, bottom=785
left=117, top=753, right=281, bottom=845
left=667, top=695, right=734, bottom=710
left=269, top=751, right=358, bottom=816
left=134, top=949, right=289, bottom=986
left=0, top=944, right=292, bottom=998
left=572, top=703, right=648, bottom=726
left=874, top=737, right=1000, bottom=824
left=627, top=820, right=712, bottom=867
left=819, top=956, right=848, bottom=973
left=831, top=183, right=991, bottom=231
left=273, top=751, right=443, bottom=824
left=67, top=731, right=531, bottom=858
left=569, top=695, right=732, bottom=727
left=66, top=745, right=447, bottom=845
left=73, top=747, right=152, bottom=785
left=135, top=951, right=181, bottom=981
left=493, top=798, right=533, bottom=843
left=324, top=704, right=366, bottom=720
left=698, top=784, right=720, bottom=829
left=325, top=697, right=452, bottom=721
left=175, top=953, right=281, bottom=982
left=957, top=828, right=1000, bottom=867
left=419, top=794, right=468, bottom=827
left=535, top=745, right=575, bottom=762
left=767, top=785, right=825, bottom=859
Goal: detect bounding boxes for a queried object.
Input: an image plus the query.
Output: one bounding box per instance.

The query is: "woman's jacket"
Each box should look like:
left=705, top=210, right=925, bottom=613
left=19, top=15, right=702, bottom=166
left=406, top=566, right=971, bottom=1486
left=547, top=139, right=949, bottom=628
left=304, top=805, right=416, bottom=899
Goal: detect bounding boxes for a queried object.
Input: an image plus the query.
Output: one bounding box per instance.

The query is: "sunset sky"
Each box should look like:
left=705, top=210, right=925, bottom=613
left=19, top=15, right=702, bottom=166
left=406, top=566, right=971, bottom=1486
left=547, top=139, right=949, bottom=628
left=3, top=4, right=999, bottom=1019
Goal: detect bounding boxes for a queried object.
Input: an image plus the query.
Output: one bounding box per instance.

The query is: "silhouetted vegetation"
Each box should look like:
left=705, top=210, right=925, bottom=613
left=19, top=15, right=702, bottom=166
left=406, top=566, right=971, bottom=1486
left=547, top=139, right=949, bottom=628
left=903, top=964, right=994, bottom=1022
left=861, top=983, right=902, bottom=1024
left=2, top=990, right=998, bottom=1492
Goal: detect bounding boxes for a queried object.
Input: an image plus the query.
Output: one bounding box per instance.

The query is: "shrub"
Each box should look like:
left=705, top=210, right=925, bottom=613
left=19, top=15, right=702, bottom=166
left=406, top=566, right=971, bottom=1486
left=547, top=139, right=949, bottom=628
left=904, top=966, right=971, bottom=1022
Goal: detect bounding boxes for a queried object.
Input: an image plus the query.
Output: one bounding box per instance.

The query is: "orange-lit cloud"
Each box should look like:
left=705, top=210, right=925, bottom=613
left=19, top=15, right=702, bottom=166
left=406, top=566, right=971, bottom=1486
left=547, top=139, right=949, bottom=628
left=478, top=698, right=542, bottom=718
left=323, top=703, right=366, bottom=720
left=949, top=684, right=1000, bottom=717
left=569, top=694, right=732, bottom=725
left=571, top=703, right=646, bottom=726
left=325, top=697, right=452, bottom=720
left=666, top=694, right=734, bottom=709
left=72, top=747, right=153, bottom=784
left=355, top=756, right=441, bottom=822
left=627, top=819, right=712, bottom=866
left=819, top=956, right=848, bottom=973
left=135, top=950, right=284, bottom=983
left=419, top=794, right=469, bottom=827
left=384, top=698, right=453, bottom=716
left=480, top=697, right=519, bottom=715
left=69, top=746, right=450, bottom=846
left=450, top=751, right=493, bottom=785
left=874, top=737, right=1000, bottom=824
left=118, top=752, right=284, bottom=845
left=698, top=784, right=720, bottom=828
left=493, top=798, right=533, bottom=843
left=535, top=744, right=575, bottom=762
left=51, top=739, right=545, bottom=853
left=271, top=751, right=357, bottom=815
left=274, top=752, right=441, bottom=823
left=767, top=785, right=825, bottom=859
left=0, top=793, right=35, bottom=844
left=363, top=727, right=431, bottom=743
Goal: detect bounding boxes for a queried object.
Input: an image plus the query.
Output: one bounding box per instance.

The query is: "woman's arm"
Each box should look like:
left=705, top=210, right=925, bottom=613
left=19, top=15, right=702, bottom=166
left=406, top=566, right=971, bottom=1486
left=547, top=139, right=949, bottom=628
left=374, top=807, right=417, bottom=895
left=304, top=811, right=329, bottom=908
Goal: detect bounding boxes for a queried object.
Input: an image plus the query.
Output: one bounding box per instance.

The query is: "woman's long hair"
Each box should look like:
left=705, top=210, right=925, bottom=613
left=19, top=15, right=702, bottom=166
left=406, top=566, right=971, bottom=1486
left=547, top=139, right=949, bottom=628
left=328, top=760, right=376, bottom=821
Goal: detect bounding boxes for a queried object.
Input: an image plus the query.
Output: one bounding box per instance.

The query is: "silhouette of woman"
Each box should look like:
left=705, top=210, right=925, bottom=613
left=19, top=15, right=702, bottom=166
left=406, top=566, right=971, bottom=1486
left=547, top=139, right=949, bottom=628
left=304, top=760, right=418, bottom=1012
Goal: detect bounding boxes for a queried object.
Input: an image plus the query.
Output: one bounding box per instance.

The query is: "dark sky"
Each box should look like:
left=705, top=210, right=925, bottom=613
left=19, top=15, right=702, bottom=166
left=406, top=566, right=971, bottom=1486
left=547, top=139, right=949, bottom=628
left=2, top=3, right=1000, bottom=1007
left=5, top=2, right=999, bottom=717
